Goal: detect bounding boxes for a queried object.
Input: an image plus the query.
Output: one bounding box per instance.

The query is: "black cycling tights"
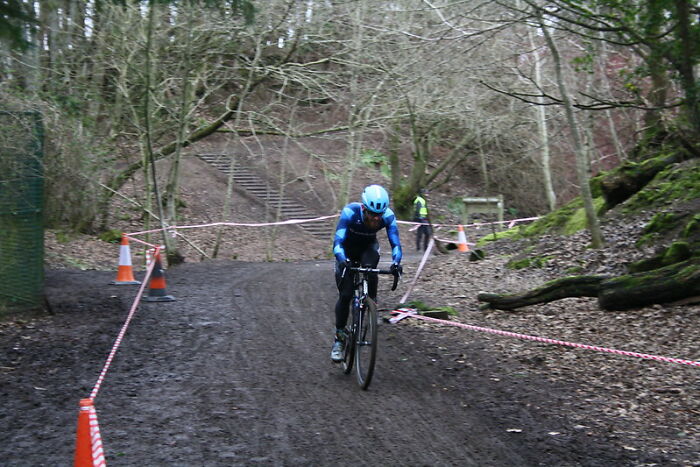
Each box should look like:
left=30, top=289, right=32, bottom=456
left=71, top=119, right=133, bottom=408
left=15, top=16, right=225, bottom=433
left=334, top=244, right=380, bottom=330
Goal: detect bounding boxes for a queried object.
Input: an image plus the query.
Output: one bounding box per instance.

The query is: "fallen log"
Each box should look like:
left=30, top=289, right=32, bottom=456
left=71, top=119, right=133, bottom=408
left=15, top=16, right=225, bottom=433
left=478, top=258, right=700, bottom=311
left=598, top=258, right=700, bottom=310
left=477, top=276, right=608, bottom=310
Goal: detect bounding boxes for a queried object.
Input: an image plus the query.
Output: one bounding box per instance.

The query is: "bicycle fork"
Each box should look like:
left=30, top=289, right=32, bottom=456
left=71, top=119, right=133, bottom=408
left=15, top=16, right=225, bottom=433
left=350, top=277, right=370, bottom=346
left=354, top=297, right=369, bottom=345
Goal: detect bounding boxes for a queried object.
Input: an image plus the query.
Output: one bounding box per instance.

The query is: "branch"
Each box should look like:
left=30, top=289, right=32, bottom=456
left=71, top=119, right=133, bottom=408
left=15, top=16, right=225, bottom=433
left=102, top=39, right=285, bottom=199
left=480, top=80, right=564, bottom=106
left=480, top=80, right=683, bottom=111
left=217, top=125, right=350, bottom=137
left=424, top=134, right=476, bottom=187
left=577, top=91, right=684, bottom=111
left=497, top=0, right=651, bottom=48
left=104, top=103, right=238, bottom=195
left=216, top=111, right=414, bottom=138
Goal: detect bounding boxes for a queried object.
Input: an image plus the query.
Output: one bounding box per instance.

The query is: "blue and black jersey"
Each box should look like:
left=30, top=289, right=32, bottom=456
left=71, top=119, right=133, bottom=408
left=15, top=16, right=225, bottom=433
left=333, top=202, right=402, bottom=264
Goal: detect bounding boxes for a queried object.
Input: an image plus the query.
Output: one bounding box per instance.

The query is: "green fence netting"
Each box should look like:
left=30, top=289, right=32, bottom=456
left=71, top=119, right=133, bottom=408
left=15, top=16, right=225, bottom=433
left=0, top=111, right=44, bottom=311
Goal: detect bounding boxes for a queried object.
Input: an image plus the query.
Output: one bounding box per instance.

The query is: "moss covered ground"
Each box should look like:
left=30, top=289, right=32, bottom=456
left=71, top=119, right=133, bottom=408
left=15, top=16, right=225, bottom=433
left=476, top=146, right=700, bottom=271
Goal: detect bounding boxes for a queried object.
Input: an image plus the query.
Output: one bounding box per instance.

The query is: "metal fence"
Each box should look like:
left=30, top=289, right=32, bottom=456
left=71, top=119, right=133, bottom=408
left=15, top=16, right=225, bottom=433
left=0, top=111, right=44, bottom=311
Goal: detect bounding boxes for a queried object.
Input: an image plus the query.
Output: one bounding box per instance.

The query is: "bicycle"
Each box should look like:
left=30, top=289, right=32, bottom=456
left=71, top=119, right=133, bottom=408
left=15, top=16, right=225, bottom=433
left=341, top=263, right=400, bottom=390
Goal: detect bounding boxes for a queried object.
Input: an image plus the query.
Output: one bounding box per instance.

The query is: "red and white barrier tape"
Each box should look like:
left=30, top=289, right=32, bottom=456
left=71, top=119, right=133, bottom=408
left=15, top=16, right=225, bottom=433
left=124, top=235, right=159, bottom=249
left=397, top=216, right=540, bottom=229
left=127, top=214, right=339, bottom=237
left=124, top=213, right=537, bottom=239
left=88, top=403, right=106, bottom=466
left=391, top=311, right=700, bottom=367
left=122, top=213, right=537, bottom=241
left=400, top=239, right=434, bottom=304
left=89, top=249, right=158, bottom=400
left=432, top=235, right=477, bottom=246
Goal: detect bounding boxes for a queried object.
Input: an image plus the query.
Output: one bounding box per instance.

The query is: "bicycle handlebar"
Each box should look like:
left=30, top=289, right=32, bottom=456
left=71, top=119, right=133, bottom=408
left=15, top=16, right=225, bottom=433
left=349, top=266, right=401, bottom=291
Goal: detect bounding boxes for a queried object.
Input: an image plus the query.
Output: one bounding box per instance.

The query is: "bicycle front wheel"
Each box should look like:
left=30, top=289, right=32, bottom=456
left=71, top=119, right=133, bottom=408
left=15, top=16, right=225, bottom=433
left=342, top=308, right=356, bottom=374
left=355, top=297, right=378, bottom=390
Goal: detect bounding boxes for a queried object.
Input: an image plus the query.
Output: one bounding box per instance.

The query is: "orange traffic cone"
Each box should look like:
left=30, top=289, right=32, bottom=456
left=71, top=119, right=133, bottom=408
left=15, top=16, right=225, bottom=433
left=110, top=234, right=141, bottom=285
left=457, top=225, right=470, bottom=252
left=74, top=399, right=92, bottom=466
left=74, top=398, right=105, bottom=467
left=144, top=251, right=175, bottom=302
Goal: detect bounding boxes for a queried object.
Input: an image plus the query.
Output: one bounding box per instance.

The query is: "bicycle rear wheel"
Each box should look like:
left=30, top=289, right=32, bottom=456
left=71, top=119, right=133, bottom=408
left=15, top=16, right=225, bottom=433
left=355, top=297, right=378, bottom=389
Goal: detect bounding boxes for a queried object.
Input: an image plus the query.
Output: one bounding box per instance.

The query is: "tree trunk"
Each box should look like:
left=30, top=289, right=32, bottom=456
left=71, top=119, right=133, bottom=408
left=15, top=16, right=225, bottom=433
left=389, top=127, right=402, bottom=193
left=478, top=258, right=700, bottom=311
left=21, top=2, right=41, bottom=94
left=672, top=0, right=700, bottom=134
left=598, top=40, right=627, bottom=160
left=339, top=2, right=366, bottom=208
left=164, top=3, right=196, bottom=266
left=528, top=27, right=556, bottom=211
left=478, top=275, right=608, bottom=310
left=540, top=14, right=604, bottom=248
left=642, top=0, right=669, bottom=133
left=599, top=258, right=700, bottom=309
left=141, top=1, right=155, bottom=247
left=476, top=127, right=490, bottom=194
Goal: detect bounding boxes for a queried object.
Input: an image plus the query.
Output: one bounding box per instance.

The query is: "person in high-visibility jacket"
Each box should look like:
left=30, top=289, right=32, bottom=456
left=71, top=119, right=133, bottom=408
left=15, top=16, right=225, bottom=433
left=413, top=189, right=432, bottom=251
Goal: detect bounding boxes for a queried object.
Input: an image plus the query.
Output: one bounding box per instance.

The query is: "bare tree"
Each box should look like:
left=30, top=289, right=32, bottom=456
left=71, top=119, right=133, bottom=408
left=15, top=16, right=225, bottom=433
left=7, top=0, right=682, bottom=242
left=526, top=24, right=556, bottom=210
left=539, top=13, right=604, bottom=247
left=509, top=0, right=700, bottom=136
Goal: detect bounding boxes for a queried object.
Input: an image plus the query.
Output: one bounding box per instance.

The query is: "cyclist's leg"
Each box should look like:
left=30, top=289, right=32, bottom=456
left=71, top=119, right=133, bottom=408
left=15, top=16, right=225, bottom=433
left=332, top=255, right=359, bottom=362
left=334, top=259, right=354, bottom=330
left=360, top=243, right=380, bottom=302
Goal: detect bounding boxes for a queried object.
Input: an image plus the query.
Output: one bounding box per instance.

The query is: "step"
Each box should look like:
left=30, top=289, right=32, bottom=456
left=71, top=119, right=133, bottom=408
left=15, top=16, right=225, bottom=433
left=248, top=191, right=281, bottom=197
left=305, top=226, right=332, bottom=230
left=280, top=210, right=308, bottom=214
left=197, top=153, right=335, bottom=238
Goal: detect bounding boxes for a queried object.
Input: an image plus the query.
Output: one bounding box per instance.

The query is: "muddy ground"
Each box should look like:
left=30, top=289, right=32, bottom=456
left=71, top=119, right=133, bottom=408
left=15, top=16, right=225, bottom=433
left=1, top=246, right=694, bottom=466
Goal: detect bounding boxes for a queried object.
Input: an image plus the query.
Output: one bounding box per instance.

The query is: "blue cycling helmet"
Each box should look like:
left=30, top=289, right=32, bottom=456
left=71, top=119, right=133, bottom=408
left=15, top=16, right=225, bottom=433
left=361, top=184, right=390, bottom=214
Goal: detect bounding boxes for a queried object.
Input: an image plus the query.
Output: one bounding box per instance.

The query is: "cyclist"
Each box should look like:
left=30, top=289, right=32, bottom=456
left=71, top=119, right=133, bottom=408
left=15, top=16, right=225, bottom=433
left=330, top=184, right=403, bottom=362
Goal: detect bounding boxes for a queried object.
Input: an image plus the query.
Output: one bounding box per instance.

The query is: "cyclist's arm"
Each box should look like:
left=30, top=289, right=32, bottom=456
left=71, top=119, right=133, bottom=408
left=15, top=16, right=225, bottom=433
left=384, top=210, right=402, bottom=264
left=333, top=206, right=354, bottom=263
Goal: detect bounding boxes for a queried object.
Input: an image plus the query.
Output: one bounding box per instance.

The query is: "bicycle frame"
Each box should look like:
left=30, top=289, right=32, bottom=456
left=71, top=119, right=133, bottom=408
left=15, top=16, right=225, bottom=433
left=351, top=268, right=371, bottom=310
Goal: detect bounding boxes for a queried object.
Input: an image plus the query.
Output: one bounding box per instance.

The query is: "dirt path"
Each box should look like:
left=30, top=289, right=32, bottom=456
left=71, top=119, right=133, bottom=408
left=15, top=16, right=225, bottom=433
left=0, top=258, right=668, bottom=466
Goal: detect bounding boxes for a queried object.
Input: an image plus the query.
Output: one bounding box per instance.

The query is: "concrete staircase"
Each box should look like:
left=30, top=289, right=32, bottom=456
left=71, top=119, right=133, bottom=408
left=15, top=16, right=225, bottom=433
left=196, top=154, right=334, bottom=241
